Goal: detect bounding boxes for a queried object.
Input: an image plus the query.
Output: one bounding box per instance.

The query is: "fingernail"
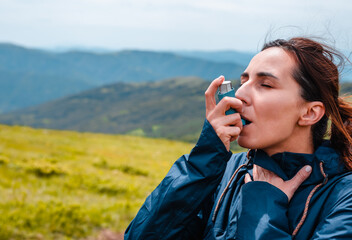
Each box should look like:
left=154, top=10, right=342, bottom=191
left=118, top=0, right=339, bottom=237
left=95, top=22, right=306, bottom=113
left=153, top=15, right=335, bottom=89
left=305, top=166, right=312, bottom=172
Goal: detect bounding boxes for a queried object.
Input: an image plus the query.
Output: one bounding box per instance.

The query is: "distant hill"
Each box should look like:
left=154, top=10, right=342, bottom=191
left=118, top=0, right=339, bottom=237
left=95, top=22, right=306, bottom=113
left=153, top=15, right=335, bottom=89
left=174, top=50, right=255, bottom=66
left=0, top=69, right=95, bottom=113
left=174, top=49, right=352, bottom=82
left=0, top=77, right=351, bottom=144
left=0, top=77, right=220, bottom=142
left=0, top=43, right=245, bottom=112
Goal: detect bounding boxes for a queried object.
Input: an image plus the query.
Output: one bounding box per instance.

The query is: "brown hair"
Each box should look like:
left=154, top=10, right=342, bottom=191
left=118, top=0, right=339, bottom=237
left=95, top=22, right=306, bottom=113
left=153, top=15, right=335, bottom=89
left=262, top=38, right=352, bottom=170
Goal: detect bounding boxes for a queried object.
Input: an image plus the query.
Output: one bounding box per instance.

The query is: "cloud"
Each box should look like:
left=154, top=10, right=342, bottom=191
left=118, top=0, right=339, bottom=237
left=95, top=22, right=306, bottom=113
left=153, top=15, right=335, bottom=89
left=0, top=0, right=351, bottom=51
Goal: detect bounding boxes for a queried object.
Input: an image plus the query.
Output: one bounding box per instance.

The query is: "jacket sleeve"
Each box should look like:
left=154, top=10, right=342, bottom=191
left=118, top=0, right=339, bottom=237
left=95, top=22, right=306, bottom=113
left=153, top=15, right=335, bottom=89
left=236, top=181, right=291, bottom=240
left=310, top=177, right=352, bottom=239
left=124, top=119, right=232, bottom=240
left=236, top=176, right=352, bottom=240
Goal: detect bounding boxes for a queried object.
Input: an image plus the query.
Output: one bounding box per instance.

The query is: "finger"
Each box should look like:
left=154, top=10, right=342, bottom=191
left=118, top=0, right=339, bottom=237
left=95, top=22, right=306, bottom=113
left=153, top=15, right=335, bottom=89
left=287, top=165, right=312, bottom=192
left=257, top=165, right=275, bottom=180
left=205, top=76, right=225, bottom=115
left=244, top=173, right=252, bottom=183
left=216, top=125, right=241, bottom=143
left=230, top=128, right=241, bottom=142
left=216, top=96, right=243, bottom=115
left=215, top=113, right=243, bottom=128
left=252, top=164, right=267, bottom=181
left=252, top=164, right=273, bottom=181
left=225, top=126, right=241, bottom=139
left=252, top=164, right=258, bottom=181
left=229, top=131, right=241, bottom=142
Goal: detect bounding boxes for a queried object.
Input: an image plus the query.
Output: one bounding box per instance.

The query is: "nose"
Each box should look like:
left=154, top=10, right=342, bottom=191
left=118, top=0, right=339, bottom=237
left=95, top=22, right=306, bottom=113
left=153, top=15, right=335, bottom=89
left=235, top=82, right=250, bottom=106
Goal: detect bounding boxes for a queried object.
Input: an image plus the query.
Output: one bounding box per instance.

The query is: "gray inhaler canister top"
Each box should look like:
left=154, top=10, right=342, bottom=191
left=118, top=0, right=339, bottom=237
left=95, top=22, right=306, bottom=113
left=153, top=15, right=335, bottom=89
left=217, top=81, right=246, bottom=125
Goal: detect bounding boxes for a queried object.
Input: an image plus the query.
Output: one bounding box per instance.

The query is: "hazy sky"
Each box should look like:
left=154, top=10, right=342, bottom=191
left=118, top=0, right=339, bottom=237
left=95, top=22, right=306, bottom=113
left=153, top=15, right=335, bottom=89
left=0, top=0, right=351, bottom=52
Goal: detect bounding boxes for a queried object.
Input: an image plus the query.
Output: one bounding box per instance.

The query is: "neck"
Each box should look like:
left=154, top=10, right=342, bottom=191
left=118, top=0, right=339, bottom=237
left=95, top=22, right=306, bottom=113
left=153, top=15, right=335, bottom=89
left=262, top=129, right=314, bottom=157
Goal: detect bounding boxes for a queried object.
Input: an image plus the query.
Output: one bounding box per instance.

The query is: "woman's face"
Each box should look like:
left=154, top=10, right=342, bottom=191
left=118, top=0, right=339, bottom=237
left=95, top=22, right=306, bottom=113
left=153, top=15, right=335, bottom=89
left=236, top=47, right=306, bottom=155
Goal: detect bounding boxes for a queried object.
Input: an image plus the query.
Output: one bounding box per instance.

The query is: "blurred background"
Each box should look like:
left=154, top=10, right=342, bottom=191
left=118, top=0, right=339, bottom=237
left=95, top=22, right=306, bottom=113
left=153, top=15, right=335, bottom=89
left=0, top=0, right=351, bottom=239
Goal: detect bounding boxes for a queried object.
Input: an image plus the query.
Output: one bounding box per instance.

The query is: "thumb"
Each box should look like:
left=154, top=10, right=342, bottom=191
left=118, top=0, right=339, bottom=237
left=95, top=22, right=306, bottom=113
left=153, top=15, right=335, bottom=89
left=288, top=165, right=312, bottom=192
left=244, top=173, right=252, bottom=184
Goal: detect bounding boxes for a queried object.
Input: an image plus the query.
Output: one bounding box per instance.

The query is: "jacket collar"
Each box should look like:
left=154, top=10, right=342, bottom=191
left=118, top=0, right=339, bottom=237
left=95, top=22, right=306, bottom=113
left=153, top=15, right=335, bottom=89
left=250, top=141, right=347, bottom=186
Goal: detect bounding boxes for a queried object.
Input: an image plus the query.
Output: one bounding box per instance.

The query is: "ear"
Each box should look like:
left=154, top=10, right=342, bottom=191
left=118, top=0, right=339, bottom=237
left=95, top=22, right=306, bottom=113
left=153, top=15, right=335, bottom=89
left=298, top=101, right=325, bottom=126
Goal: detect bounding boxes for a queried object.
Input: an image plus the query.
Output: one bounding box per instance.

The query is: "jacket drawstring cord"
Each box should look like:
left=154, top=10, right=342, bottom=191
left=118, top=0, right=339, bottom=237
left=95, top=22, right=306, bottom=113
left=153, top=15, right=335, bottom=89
left=292, top=161, right=328, bottom=238
left=212, top=150, right=253, bottom=222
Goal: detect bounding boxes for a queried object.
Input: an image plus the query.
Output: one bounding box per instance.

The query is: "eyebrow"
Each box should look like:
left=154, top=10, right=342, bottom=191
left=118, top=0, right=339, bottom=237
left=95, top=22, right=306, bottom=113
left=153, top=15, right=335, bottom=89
left=241, top=72, right=279, bottom=80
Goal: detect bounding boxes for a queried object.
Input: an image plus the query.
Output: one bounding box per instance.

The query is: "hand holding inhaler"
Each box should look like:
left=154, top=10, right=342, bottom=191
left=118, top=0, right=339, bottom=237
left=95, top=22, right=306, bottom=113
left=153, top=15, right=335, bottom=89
left=217, top=81, right=246, bottom=126
left=205, top=76, right=243, bottom=151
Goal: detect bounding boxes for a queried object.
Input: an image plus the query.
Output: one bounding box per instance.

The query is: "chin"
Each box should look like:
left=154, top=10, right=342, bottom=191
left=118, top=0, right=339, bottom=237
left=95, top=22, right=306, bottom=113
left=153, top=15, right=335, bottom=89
left=237, top=137, right=251, bottom=149
left=237, top=136, right=258, bottom=150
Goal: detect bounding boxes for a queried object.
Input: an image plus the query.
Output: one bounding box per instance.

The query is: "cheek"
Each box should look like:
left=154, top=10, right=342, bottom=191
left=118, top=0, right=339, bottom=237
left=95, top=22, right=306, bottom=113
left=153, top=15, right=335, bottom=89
left=256, top=94, right=300, bottom=124
left=238, top=99, right=300, bottom=149
left=252, top=95, right=302, bottom=143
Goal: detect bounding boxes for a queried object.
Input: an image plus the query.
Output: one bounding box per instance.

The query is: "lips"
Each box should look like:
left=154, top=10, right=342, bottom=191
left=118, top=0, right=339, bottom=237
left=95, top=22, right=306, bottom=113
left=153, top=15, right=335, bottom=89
left=241, top=116, right=252, bottom=125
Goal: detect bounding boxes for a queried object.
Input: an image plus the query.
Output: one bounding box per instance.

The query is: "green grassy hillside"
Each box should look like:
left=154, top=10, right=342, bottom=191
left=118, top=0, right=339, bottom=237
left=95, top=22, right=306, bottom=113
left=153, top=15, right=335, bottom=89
left=0, top=77, right=242, bottom=144
left=1, top=77, right=351, bottom=146
left=0, top=124, right=194, bottom=239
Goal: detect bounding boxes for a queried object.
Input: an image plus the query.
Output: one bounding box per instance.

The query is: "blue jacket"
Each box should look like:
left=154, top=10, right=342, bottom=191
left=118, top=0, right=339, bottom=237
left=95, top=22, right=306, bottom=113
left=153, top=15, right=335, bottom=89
left=125, top=120, right=352, bottom=239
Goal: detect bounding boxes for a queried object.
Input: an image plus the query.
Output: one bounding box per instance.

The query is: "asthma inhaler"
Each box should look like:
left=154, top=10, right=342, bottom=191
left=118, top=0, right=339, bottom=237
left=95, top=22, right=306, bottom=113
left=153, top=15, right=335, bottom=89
left=217, top=81, right=246, bottom=126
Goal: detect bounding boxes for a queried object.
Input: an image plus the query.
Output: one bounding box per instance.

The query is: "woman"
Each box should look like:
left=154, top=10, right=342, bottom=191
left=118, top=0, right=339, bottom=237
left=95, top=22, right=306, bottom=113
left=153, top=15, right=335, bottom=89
left=124, top=38, right=352, bottom=239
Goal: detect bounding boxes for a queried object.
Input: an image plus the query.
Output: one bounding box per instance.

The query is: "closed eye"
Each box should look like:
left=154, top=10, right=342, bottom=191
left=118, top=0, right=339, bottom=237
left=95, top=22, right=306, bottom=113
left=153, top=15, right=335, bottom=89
left=261, top=84, right=273, bottom=88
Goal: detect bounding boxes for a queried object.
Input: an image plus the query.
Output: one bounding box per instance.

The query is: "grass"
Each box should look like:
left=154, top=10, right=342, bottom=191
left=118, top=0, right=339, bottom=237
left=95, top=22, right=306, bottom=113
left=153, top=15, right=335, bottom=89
left=0, top=124, right=194, bottom=239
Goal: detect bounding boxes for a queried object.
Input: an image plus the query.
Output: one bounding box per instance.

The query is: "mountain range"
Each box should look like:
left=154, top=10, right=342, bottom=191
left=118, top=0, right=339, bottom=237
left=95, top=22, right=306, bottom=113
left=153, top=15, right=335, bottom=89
left=0, top=77, right=214, bottom=142
left=1, top=76, right=352, bottom=144
left=0, top=43, right=351, bottom=143
left=0, top=43, right=247, bottom=113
